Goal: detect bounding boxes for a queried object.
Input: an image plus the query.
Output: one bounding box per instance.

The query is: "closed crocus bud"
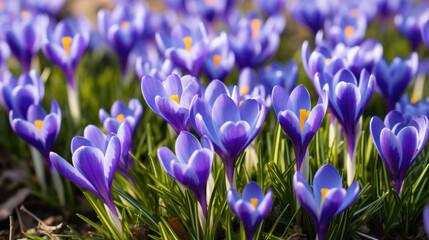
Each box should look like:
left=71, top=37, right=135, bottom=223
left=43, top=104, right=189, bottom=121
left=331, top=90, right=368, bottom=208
left=227, top=181, right=272, bottom=240
left=157, top=131, right=214, bottom=217
left=370, top=110, right=429, bottom=195
left=99, top=98, right=143, bottom=134
left=142, top=74, right=201, bottom=134
left=293, top=164, right=360, bottom=240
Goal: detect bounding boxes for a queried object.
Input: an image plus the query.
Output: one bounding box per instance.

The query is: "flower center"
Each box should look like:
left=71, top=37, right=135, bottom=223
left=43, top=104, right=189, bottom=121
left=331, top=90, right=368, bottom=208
left=239, top=100, right=244, bottom=106
left=61, top=37, right=72, bottom=55
left=299, top=109, right=311, bottom=132
left=240, top=86, right=249, bottom=96
left=34, top=120, right=43, bottom=131
left=116, top=114, right=124, bottom=122
left=250, top=198, right=258, bottom=208
left=325, top=58, right=331, bottom=65
left=121, top=21, right=129, bottom=29
left=344, top=26, right=355, bottom=39
left=410, top=96, right=418, bottom=104
left=170, top=95, right=180, bottom=104
left=318, top=188, right=329, bottom=214
left=184, top=37, right=192, bottom=52
left=213, top=54, right=221, bottom=67
left=250, top=19, right=262, bottom=39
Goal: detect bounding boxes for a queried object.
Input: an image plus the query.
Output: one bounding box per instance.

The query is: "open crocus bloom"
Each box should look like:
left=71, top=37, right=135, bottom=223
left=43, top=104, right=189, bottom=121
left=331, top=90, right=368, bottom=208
left=99, top=98, right=143, bottom=134
left=142, top=73, right=201, bottom=134
left=370, top=110, right=429, bottom=194
left=50, top=135, right=121, bottom=217
left=293, top=164, right=360, bottom=240
left=202, top=32, right=235, bottom=82
left=227, top=181, right=272, bottom=240
left=157, top=131, right=214, bottom=217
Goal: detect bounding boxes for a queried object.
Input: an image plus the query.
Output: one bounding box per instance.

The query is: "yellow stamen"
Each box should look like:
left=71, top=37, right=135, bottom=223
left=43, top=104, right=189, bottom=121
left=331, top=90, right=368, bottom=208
left=250, top=198, right=258, bottom=208
left=61, top=37, right=72, bottom=55
left=213, top=54, right=221, bottom=67
left=240, top=86, right=249, bottom=96
left=205, top=0, right=216, bottom=6
left=344, top=26, right=355, bottom=39
left=184, top=37, right=192, bottom=52
left=239, top=100, right=244, bottom=106
left=121, top=21, right=129, bottom=29
left=318, top=188, right=329, bottom=214
left=325, top=58, right=331, bottom=65
left=350, top=8, right=360, bottom=18
left=410, top=96, right=418, bottom=104
left=299, top=109, right=311, bottom=132
left=170, top=95, right=180, bottom=104
left=34, top=120, right=43, bottom=131
left=250, top=19, right=262, bottom=39
left=116, top=114, right=124, bottom=122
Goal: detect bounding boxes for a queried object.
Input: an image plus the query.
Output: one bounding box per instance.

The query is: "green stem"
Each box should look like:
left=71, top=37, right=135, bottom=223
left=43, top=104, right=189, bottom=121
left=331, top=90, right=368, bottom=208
left=29, top=146, right=47, bottom=194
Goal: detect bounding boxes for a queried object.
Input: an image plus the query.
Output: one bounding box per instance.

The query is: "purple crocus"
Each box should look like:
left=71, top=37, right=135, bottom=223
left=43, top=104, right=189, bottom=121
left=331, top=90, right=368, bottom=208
left=21, top=0, right=65, bottom=17
left=259, top=60, right=298, bottom=96
left=71, top=124, right=134, bottom=185
left=190, top=87, right=266, bottom=187
left=294, top=164, right=360, bottom=240
left=346, top=39, right=383, bottom=77
left=0, top=70, right=44, bottom=116
left=158, top=131, right=214, bottom=217
left=314, top=69, right=375, bottom=185
left=6, top=14, right=48, bottom=72
left=141, top=73, right=201, bottom=134
left=97, top=2, right=145, bottom=76
left=325, top=13, right=367, bottom=47
left=135, top=58, right=181, bottom=82
left=394, top=3, right=427, bottom=50
left=202, top=32, right=235, bottom=82
left=50, top=134, right=121, bottom=217
left=253, top=0, right=285, bottom=16
left=99, top=98, right=143, bottom=134
left=396, top=95, right=429, bottom=122
left=184, top=0, right=228, bottom=22
left=42, top=16, right=91, bottom=90
left=272, top=85, right=328, bottom=177
left=287, top=0, right=330, bottom=34
left=156, top=21, right=208, bottom=77
left=238, top=67, right=269, bottom=108
left=373, top=53, right=418, bottom=110
left=229, top=12, right=284, bottom=68
left=10, top=100, right=61, bottom=168
left=370, top=110, right=429, bottom=194
left=227, top=181, right=272, bottom=240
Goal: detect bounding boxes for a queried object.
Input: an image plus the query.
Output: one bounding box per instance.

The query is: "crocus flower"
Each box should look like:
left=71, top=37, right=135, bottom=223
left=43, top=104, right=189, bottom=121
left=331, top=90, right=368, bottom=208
left=394, top=4, right=427, bottom=50
left=370, top=110, right=429, bottom=194
left=253, top=0, right=285, bottom=16
left=98, top=2, right=145, bottom=76
left=10, top=100, right=61, bottom=168
left=71, top=124, right=134, bottom=185
left=373, top=52, right=418, bottom=110
left=155, top=21, right=208, bottom=77
left=314, top=69, right=375, bottom=185
left=287, top=0, right=330, bottom=34
left=325, top=13, right=367, bottom=47
left=259, top=60, right=298, bottom=96
left=0, top=70, right=44, bottom=116
left=346, top=39, right=383, bottom=77
left=6, top=14, right=48, bottom=72
left=99, top=98, right=143, bottom=134
left=229, top=12, right=284, bottom=68
left=395, top=95, right=429, bottom=122
left=227, top=181, right=272, bottom=240
left=424, top=205, right=429, bottom=236
left=21, top=0, right=65, bottom=17
left=50, top=134, right=121, bottom=217
left=202, top=32, right=235, bottom=82
left=42, top=16, right=91, bottom=90
left=377, top=0, right=402, bottom=17
left=190, top=88, right=266, bottom=187
left=142, top=74, right=201, bottom=133
left=294, top=164, right=360, bottom=240
left=237, top=67, right=269, bottom=108
left=272, top=85, right=328, bottom=176
left=158, top=131, right=214, bottom=217
left=184, top=0, right=228, bottom=22
left=135, top=57, right=181, bottom=82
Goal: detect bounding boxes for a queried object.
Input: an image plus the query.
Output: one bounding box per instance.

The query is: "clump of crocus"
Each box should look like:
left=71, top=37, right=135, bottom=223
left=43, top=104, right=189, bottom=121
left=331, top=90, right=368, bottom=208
left=293, top=164, right=360, bottom=240
left=99, top=98, right=143, bottom=134
left=373, top=52, right=418, bottom=110
left=155, top=21, right=209, bottom=77
left=229, top=12, right=285, bottom=68
left=42, top=16, right=91, bottom=123
left=202, top=32, right=235, bottom=81
left=227, top=181, right=272, bottom=240
left=370, top=110, right=429, bottom=195
left=98, top=2, right=145, bottom=76
left=190, top=84, right=266, bottom=187
left=6, top=14, right=48, bottom=72
left=314, top=69, right=375, bottom=185
left=50, top=133, right=121, bottom=217
left=272, top=85, right=328, bottom=179
left=157, top=131, right=214, bottom=217
left=141, top=73, right=201, bottom=133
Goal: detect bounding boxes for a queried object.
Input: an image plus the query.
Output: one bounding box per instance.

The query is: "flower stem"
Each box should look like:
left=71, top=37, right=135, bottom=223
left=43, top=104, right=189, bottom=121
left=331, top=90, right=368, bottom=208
left=104, top=203, right=123, bottom=239
left=29, top=146, right=47, bottom=194
left=66, top=84, right=81, bottom=125
left=299, top=149, right=309, bottom=180
left=50, top=168, right=65, bottom=206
